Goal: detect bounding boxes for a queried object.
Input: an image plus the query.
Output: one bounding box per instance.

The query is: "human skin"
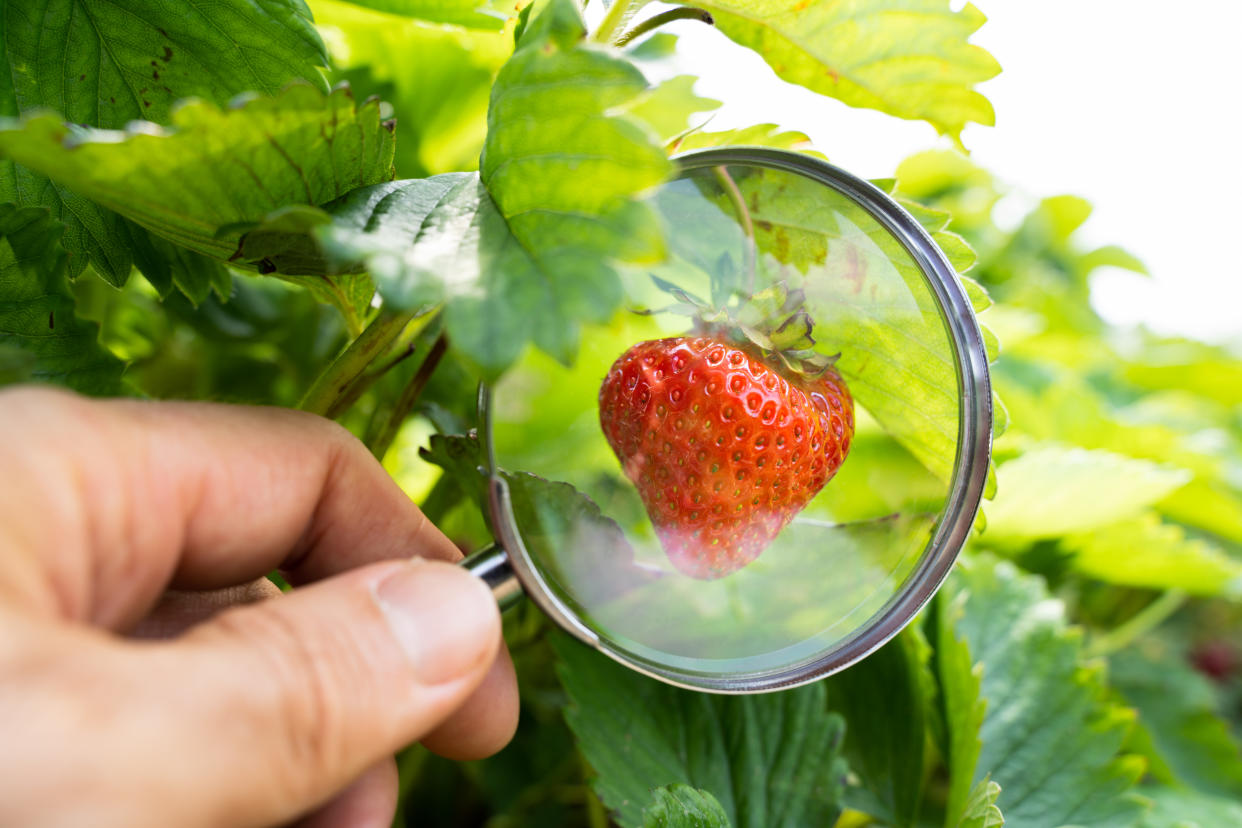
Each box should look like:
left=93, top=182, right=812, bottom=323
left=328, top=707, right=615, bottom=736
left=0, top=386, right=519, bottom=828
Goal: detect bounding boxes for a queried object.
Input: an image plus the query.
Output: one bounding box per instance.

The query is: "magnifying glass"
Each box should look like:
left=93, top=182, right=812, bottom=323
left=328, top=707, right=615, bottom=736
left=460, top=147, right=992, bottom=693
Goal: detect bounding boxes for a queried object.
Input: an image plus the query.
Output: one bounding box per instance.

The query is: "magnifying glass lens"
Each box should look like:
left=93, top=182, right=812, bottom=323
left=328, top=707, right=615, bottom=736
left=487, top=150, right=989, bottom=691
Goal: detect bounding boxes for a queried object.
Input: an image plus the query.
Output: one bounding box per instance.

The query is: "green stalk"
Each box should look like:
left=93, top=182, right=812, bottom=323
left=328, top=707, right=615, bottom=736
left=713, top=165, right=756, bottom=295
left=322, top=311, right=439, bottom=420
left=298, top=307, right=418, bottom=416
left=615, top=7, right=713, bottom=46
left=592, top=0, right=651, bottom=44
left=1086, top=589, right=1187, bottom=658
left=367, top=333, right=450, bottom=460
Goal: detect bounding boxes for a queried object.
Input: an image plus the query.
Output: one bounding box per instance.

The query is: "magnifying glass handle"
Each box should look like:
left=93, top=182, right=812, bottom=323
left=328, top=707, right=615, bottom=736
left=462, top=543, right=524, bottom=610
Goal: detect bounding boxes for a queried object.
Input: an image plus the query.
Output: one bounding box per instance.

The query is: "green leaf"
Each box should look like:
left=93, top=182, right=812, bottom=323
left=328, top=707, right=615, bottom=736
left=621, top=75, right=722, bottom=143
left=1123, top=339, right=1242, bottom=408
left=555, top=636, right=847, bottom=828
left=125, top=222, right=231, bottom=306
left=984, top=446, right=1192, bottom=543
left=643, top=785, right=732, bottom=828
left=0, top=85, right=393, bottom=323
left=231, top=205, right=375, bottom=330
left=310, top=0, right=513, bottom=177
left=1110, top=648, right=1242, bottom=800
left=418, top=431, right=492, bottom=511
left=629, top=32, right=682, bottom=59
left=471, top=0, right=672, bottom=372
left=1064, top=513, right=1242, bottom=599
left=674, top=123, right=820, bottom=155
left=420, top=431, right=659, bottom=603
left=1035, top=195, right=1092, bottom=241
left=932, top=569, right=990, bottom=828
left=1081, top=245, right=1148, bottom=276
left=1137, top=786, right=1242, bottom=828
left=316, top=0, right=673, bottom=376
left=1159, top=480, right=1242, bottom=546
left=938, top=231, right=979, bottom=273
left=670, top=0, right=999, bottom=141
left=1, top=0, right=328, bottom=285
left=327, top=0, right=514, bottom=29
left=959, top=778, right=1004, bottom=828
left=0, top=204, right=124, bottom=392
left=943, top=557, right=1147, bottom=828
left=824, top=630, right=930, bottom=827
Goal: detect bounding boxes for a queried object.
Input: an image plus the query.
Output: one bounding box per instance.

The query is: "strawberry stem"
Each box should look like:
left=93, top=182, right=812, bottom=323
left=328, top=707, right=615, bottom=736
left=615, top=7, right=714, bottom=46
left=299, top=306, right=419, bottom=416
left=712, top=165, right=756, bottom=298
left=366, top=332, right=449, bottom=460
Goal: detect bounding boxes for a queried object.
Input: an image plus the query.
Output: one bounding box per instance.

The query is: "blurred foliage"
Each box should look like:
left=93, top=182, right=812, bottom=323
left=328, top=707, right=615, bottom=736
left=2, top=0, right=1241, bottom=826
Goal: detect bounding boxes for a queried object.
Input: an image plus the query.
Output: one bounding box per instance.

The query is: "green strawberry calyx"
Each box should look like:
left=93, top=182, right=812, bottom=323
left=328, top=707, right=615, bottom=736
left=640, top=274, right=840, bottom=379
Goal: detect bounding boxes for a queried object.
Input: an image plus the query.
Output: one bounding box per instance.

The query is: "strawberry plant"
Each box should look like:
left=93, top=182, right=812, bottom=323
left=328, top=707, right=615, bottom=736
left=3, top=1, right=1242, bottom=827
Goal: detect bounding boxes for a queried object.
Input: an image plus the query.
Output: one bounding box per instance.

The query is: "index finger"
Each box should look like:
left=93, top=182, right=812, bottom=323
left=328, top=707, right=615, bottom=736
left=0, top=386, right=463, bottom=629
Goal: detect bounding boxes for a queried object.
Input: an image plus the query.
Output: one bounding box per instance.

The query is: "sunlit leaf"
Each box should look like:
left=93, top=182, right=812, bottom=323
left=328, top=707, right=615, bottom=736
left=620, top=75, right=721, bottom=143
left=673, top=123, right=819, bottom=155
left=1123, top=339, right=1242, bottom=408
left=629, top=32, right=681, bottom=59
left=311, top=0, right=513, bottom=177
left=669, top=0, right=999, bottom=141
left=328, top=0, right=514, bottom=29
left=470, top=0, right=672, bottom=371
left=1158, top=480, right=1242, bottom=546
left=984, top=446, right=1191, bottom=543
left=1065, top=513, right=1242, bottom=599
left=303, top=0, right=673, bottom=375
left=1081, top=244, right=1148, bottom=275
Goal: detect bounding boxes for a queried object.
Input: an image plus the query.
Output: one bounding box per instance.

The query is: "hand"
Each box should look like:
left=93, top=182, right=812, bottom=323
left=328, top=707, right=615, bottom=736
left=0, top=387, right=519, bottom=828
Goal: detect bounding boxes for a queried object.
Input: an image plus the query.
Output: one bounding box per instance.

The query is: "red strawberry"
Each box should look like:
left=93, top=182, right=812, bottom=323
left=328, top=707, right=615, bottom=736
left=599, top=335, right=854, bottom=579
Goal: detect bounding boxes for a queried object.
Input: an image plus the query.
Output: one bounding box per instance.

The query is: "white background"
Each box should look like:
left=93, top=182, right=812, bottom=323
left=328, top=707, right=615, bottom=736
left=649, top=0, right=1242, bottom=345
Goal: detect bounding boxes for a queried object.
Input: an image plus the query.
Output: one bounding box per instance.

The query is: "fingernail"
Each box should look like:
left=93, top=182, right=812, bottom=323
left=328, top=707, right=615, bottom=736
left=372, top=561, right=498, bottom=685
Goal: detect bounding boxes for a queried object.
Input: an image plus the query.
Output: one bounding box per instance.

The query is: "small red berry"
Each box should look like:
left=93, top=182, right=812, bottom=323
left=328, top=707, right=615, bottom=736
left=599, top=335, right=854, bottom=579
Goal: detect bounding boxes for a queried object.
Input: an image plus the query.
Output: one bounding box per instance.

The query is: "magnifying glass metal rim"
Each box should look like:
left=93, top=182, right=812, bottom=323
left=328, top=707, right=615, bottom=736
left=464, top=145, right=993, bottom=694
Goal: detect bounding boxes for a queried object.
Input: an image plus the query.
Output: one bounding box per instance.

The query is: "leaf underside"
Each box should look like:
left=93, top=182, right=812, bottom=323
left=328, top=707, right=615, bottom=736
left=670, top=0, right=999, bottom=141
left=0, top=203, right=124, bottom=393
left=0, top=0, right=329, bottom=287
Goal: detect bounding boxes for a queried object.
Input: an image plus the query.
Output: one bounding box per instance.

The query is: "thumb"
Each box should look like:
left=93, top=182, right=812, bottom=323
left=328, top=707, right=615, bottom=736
left=150, top=559, right=500, bottom=828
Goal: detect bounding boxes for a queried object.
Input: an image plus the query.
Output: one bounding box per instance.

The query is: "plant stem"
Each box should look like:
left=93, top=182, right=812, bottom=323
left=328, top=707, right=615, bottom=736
left=322, top=311, right=438, bottom=419
left=367, top=333, right=449, bottom=460
left=615, top=6, right=714, bottom=45
left=299, top=307, right=417, bottom=416
left=591, top=0, right=650, bottom=44
left=713, top=165, right=756, bottom=295
left=1086, top=589, right=1187, bottom=658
